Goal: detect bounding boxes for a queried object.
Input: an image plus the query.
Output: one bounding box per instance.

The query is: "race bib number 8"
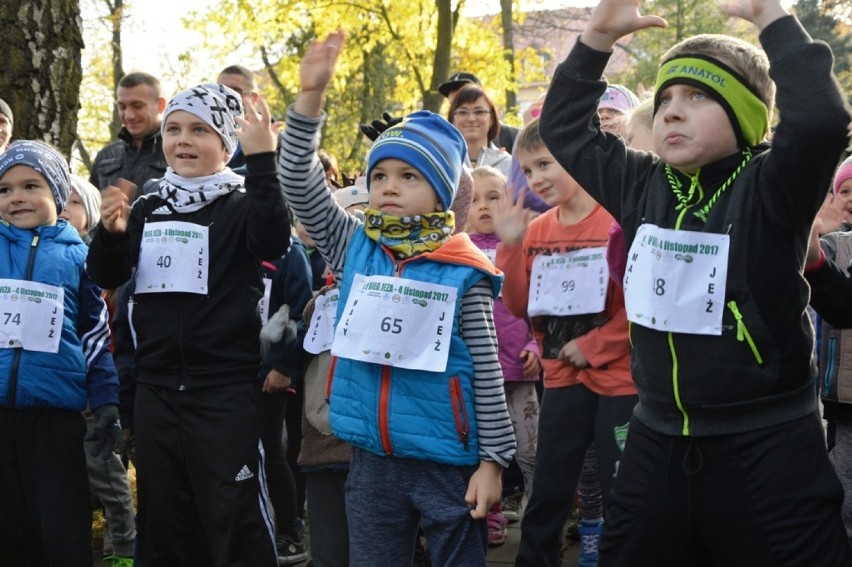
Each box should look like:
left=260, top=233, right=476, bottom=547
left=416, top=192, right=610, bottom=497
left=0, top=279, right=64, bottom=353
left=332, top=275, right=457, bottom=373
left=623, top=224, right=729, bottom=335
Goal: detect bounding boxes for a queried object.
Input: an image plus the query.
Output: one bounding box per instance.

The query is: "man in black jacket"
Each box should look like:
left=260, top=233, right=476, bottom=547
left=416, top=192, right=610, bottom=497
left=89, top=72, right=167, bottom=199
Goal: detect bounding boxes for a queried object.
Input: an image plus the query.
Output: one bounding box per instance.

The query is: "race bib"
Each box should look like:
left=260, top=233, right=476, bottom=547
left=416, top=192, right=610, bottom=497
left=258, top=277, right=272, bottom=325
left=332, top=275, right=457, bottom=372
left=136, top=221, right=210, bottom=294
left=623, top=224, right=729, bottom=335
left=0, top=279, right=64, bottom=353
left=528, top=247, right=608, bottom=317
left=304, top=289, right=340, bottom=355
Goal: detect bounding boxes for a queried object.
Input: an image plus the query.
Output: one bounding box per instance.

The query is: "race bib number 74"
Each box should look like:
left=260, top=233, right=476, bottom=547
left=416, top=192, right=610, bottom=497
left=0, top=279, right=64, bottom=353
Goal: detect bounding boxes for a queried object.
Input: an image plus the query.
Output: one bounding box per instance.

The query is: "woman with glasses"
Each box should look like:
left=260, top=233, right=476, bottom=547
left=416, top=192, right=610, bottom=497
left=448, top=85, right=511, bottom=177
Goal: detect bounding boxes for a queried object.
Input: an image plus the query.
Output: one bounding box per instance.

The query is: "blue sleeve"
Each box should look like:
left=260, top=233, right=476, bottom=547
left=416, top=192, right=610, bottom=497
left=77, top=269, right=120, bottom=411
left=261, top=241, right=314, bottom=386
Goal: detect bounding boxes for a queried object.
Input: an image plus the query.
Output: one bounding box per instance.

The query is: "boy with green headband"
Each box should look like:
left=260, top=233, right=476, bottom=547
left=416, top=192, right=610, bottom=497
left=538, top=0, right=852, bottom=564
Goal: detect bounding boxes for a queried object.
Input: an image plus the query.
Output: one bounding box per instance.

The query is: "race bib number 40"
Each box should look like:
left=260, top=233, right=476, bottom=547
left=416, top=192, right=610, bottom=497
left=332, top=275, right=457, bottom=373
left=623, top=224, right=729, bottom=335
left=0, top=279, right=64, bottom=353
left=136, top=221, right=210, bottom=294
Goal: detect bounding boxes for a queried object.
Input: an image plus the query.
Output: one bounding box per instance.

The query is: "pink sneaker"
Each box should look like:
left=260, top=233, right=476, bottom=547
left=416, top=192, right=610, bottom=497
left=487, top=507, right=508, bottom=547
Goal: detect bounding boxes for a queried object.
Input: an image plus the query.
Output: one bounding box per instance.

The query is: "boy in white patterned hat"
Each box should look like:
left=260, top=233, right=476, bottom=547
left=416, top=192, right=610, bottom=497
left=87, top=83, right=291, bottom=565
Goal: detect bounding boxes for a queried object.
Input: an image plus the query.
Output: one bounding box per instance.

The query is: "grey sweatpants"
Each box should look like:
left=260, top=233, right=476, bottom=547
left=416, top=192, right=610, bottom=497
left=84, top=415, right=136, bottom=557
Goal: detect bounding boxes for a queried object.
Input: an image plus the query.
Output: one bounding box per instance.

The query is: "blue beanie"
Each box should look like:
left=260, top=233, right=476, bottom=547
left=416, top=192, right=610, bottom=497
left=366, top=111, right=467, bottom=211
left=0, top=140, right=70, bottom=214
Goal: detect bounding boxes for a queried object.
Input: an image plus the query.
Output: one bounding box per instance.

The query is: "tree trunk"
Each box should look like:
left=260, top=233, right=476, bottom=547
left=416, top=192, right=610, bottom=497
left=500, top=0, right=516, bottom=112
left=0, top=0, right=84, bottom=157
left=107, top=0, right=125, bottom=139
left=424, top=0, right=456, bottom=112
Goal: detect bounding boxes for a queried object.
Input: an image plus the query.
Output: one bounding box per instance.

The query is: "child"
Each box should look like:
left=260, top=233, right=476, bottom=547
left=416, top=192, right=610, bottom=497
left=607, top=98, right=655, bottom=288
left=494, top=119, right=637, bottom=567
left=538, top=0, right=852, bottom=563
left=59, top=175, right=138, bottom=564
left=61, top=176, right=102, bottom=242
left=277, top=32, right=516, bottom=566
left=258, top=230, right=313, bottom=564
left=87, top=83, right=291, bottom=565
left=468, top=166, right=541, bottom=546
left=596, top=84, right=639, bottom=138
left=808, top=155, right=852, bottom=547
left=0, top=141, right=120, bottom=565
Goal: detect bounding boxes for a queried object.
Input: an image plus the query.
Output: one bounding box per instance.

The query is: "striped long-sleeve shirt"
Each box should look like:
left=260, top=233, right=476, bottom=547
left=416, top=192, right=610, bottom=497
left=277, top=107, right=516, bottom=466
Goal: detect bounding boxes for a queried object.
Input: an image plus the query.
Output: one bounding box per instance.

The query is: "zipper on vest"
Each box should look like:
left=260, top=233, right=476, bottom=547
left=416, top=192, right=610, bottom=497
left=326, top=355, right=337, bottom=401
left=725, top=301, right=764, bottom=365
left=6, top=235, right=41, bottom=407
left=449, top=376, right=470, bottom=451
left=379, top=365, right=394, bottom=454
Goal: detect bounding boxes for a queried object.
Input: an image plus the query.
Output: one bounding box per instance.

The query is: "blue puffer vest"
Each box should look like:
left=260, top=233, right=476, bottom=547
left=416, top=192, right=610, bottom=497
left=0, top=220, right=88, bottom=410
left=329, top=229, right=502, bottom=466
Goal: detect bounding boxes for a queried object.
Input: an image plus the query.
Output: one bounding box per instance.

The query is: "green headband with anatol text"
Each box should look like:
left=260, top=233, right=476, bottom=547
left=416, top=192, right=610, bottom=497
left=654, top=55, right=769, bottom=148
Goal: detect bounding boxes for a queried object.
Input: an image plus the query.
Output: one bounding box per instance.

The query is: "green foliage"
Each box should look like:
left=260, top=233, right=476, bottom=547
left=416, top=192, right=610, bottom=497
left=182, top=0, right=523, bottom=174
left=794, top=0, right=852, bottom=98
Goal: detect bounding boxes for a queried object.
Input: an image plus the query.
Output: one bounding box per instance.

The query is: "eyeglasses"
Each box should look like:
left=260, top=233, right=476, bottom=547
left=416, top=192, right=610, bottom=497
left=453, top=108, right=492, bottom=119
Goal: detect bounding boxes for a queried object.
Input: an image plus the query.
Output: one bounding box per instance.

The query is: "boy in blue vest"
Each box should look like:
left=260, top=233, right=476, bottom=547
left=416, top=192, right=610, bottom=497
left=278, top=32, right=516, bottom=566
left=0, top=140, right=121, bottom=565
left=538, top=0, right=852, bottom=563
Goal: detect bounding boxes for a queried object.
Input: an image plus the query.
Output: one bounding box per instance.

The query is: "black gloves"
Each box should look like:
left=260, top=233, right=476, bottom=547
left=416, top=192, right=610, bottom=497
left=87, top=404, right=124, bottom=460
left=359, top=112, right=403, bottom=141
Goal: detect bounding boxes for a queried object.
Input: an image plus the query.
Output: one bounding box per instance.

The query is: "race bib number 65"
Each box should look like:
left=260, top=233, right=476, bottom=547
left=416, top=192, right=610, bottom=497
left=332, top=275, right=457, bottom=372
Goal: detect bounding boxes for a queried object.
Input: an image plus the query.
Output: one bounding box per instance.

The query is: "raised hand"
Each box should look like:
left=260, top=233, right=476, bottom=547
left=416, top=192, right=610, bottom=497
left=716, top=0, right=787, bottom=30
left=814, top=192, right=849, bottom=236
left=296, top=30, right=345, bottom=117
left=493, top=186, right=536, bottom=246
left=236, top=95, right=277, bottom=156
left=582, top=0, right=667, bottom=52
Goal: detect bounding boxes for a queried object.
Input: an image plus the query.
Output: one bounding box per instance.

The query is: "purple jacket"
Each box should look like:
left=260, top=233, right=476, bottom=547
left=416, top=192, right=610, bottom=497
left=469, top=233, right=540, bottom=382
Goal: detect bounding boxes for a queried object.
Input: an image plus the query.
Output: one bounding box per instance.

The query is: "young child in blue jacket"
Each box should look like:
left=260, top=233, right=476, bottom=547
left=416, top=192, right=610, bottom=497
left=0, top=140, right=120, bottom=565
left=278, top=32, right=516, bottom=566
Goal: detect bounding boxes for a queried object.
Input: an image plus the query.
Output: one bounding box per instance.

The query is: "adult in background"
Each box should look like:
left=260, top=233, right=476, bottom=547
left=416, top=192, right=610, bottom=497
left=0, top=99, right=12, bottom=152
left=89, top=72, right=167, bottom=198
left=218, top=65, right=262, bottom=172
left=448, top=85, right=511, bottom=177
left=438, top=72, right=519, bottom=151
